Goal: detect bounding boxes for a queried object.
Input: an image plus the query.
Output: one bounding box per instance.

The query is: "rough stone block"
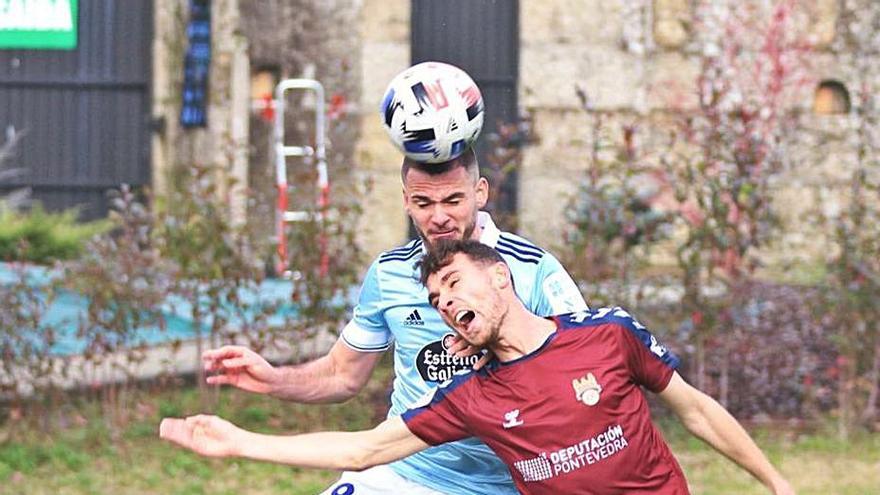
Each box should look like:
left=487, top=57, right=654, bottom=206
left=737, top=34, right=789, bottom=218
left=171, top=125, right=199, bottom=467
left=521, top=0, right=623, bottom=46
left=521, top=44, right=642, bottom=110
left=645, top=52, right=699, bottom=111
left=516, top=169, right=584, bottom=247
left=360, top=42, right=410, bottom=108
left=355, top=118, right=408, bottom=258
left=361, top=0, right=410, bottom=44
left=525, top=108, right=594, bottom=169
left=355, top=118, right=403, bottom=171
left=808, top=0, right=839, bottom=49
left=653, top=0, right=691, bottom=48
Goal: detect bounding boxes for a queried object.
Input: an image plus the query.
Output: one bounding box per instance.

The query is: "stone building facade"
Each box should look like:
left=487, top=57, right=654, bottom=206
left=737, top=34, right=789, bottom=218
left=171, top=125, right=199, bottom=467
left=151, top=0, right=873, bottom=265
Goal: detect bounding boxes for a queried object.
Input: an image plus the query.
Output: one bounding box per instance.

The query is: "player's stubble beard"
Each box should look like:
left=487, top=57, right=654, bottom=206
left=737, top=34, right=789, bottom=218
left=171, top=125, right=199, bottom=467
left=413, top=215, right=479, bottom=251
left=466, top=289, right=508, bottom=349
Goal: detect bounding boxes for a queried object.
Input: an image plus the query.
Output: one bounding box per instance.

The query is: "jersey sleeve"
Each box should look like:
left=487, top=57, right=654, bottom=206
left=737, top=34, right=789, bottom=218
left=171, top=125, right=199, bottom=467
left=531, top=252, right=589, bottom=316
left=401, top=380, right=473, bottom=446
left=340, top=260, right=393, bottom=352
left=611, top=308, right=680, bottom=393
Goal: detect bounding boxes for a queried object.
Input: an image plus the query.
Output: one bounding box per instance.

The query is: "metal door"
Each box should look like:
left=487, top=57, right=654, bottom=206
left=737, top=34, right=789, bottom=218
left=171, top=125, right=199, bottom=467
left=0, top=0, right=153, bottom=219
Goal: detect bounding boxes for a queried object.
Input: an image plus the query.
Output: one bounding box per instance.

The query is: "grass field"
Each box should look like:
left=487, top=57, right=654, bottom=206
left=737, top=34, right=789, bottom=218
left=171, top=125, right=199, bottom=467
left=1, top=362, right=877, bottom=494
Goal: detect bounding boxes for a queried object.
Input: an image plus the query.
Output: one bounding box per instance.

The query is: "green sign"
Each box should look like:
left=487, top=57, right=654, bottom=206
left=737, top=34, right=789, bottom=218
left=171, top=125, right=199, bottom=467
left=0, top=0, right=78, bottom=49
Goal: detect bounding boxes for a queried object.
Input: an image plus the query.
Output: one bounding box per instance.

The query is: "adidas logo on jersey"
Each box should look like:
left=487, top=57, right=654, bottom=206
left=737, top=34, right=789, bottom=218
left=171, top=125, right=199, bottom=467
left=403, top=309, right=425, bottom=326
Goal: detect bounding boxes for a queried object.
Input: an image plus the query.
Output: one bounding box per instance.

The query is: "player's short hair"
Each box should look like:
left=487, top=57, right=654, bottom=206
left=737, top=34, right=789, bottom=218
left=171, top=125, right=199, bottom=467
left=419, top=239, right=505, bottom=286
left=401, top=147, right=479, bottom=185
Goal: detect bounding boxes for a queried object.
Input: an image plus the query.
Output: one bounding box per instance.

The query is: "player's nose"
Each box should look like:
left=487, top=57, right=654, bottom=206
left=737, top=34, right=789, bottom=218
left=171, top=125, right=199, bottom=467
left=439, top=295, right=454, bottom=312
left=430, top=205, right=452, bottom=225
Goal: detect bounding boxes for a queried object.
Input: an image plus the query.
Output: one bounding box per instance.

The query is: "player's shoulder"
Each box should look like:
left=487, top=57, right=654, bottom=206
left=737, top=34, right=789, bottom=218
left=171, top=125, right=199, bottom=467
left=555, top=307, right=646, bottom=333
left=556, top=307, right=680, bottom=367
left=494, top=231, right=547, bottom=266
left=375, top=238, right=424, bottom=268
left=378, top=238, right=423, bottom=262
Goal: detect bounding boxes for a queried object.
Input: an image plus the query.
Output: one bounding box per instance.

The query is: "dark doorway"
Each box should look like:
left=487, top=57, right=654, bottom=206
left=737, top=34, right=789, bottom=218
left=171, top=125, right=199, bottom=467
left=411, top=0, right=519, bottom=231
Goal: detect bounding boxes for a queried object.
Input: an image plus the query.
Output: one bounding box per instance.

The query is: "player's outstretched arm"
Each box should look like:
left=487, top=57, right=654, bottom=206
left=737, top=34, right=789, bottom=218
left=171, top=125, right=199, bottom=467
left=658, top=372, right=795, bottom=495
left=202, top=339, right=384, bottom=403
left=159, top=415, right=429, bottom=471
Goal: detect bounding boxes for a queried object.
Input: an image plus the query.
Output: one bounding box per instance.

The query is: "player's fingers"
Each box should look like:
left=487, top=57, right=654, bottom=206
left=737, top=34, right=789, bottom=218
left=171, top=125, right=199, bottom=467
left=472, top=351, right=493, bottom=371
left=203, top=358, right=223, bottom=372
left=158, top=418, right=175, bottom=438
left=451, top=341, right=483, bottom=358
left=203, top=355, right=235, bottom=372
left=446, top=336, right=470, bottom=355
left=220, top=357, right=252, bottom=369
left=159, top=418, right=191, bottom=444
left=202, top=346, right=245, bottom=362
left=206, top=374, right=235, bottom=386
left=186, top=415, right=214, bottom=429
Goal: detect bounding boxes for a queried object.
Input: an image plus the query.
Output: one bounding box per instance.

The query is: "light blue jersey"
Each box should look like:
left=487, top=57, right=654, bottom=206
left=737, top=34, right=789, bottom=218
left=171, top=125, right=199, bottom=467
left=340, top=212, right=588, bottom=495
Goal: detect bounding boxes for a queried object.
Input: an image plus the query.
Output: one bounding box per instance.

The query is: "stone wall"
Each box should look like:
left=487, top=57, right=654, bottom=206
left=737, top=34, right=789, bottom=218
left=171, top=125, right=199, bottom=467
left=516, top=0, right=869, bottom=272
left=152, top=0, right=874, bottom=270
left=152, top=0, right=249, bottom=224
left=318, top=0, right=870, bottom=266
left=153, top=0, right=412, bottom=262
left=355, top=0, right=412, bottom=257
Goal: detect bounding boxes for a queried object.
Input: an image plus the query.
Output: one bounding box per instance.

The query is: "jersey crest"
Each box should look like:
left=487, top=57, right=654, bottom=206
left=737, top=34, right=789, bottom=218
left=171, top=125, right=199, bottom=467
left=572, top=372, right=603, bottom=406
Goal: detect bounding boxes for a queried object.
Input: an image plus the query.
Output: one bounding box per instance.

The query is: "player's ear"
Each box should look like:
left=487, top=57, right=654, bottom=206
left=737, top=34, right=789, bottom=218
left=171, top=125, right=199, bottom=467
left=492, top=262, right=511, bottom=289
left=402, top=186, right=412, bottom=212
left=475, top=177, right=488, bottom=209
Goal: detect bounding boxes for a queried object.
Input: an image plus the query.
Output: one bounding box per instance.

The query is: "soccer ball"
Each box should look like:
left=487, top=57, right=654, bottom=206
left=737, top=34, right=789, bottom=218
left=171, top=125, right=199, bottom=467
left=380, top=61, right=484, bottom=164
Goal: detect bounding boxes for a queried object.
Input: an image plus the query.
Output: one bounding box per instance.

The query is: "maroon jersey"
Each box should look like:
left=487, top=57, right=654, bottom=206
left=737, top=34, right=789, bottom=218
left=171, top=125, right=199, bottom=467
left=402, top=308, right=688, bottom=494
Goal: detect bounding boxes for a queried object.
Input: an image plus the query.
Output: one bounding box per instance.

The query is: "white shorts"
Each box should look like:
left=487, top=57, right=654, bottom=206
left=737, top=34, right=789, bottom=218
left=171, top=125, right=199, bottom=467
left=319, top=465, right=449, bottom=495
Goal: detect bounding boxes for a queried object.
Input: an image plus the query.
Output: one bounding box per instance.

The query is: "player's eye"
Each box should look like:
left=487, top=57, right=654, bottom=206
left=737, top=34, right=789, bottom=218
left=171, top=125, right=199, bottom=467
left=450, top=279, right=458, bottom=288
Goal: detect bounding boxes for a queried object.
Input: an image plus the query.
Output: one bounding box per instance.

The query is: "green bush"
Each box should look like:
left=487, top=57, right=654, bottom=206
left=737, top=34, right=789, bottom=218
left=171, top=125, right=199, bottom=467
left=0, top=205, right=110, bottom=263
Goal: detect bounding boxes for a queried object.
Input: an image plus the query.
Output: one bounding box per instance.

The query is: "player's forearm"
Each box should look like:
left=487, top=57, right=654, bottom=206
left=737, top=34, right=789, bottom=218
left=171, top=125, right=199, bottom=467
left=235, top=430, right=381, bottom=470
left=681, top=392, right=788, bottom=491
left=268, top=339, right=381, bottom=403
left=270, top=356, right=360, bottom=403
left=235, top=418, right=427, bottom=470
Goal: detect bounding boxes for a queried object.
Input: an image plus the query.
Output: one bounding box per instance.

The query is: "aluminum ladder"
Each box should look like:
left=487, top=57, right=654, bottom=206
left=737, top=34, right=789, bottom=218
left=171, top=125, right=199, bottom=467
left=273, top=78, right=330, bottom=278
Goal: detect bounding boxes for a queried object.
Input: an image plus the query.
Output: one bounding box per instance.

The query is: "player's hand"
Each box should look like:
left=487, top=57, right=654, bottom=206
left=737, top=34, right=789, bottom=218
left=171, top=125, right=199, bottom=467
left=159, top=415, right=242, bottom=458
left=445, top=335, right=493, bottom=370
left=202, top=345, right=280, bottom=395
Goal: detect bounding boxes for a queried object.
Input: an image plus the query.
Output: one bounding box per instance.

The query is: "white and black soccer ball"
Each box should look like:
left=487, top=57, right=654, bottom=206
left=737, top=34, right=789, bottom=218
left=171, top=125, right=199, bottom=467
left=380, top=61, right=484, bottom=164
